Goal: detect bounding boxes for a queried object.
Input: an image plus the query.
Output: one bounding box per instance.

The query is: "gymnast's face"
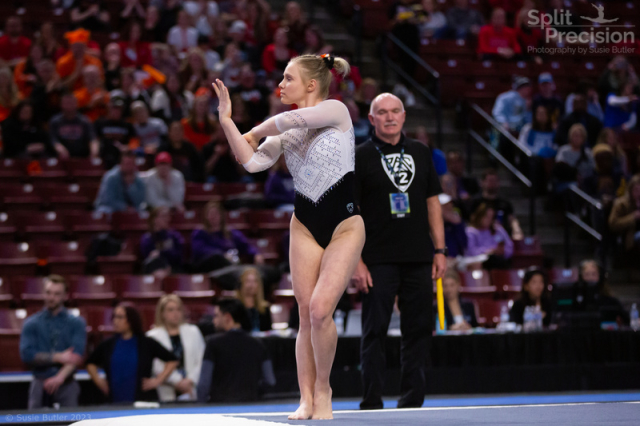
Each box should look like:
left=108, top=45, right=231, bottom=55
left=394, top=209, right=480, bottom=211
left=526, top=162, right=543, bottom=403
left=279, top=63, right=307, bottom=105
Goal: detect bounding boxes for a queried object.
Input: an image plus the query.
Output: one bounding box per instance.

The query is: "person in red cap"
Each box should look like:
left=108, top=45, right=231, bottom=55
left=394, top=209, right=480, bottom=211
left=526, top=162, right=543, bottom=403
left=142, top=152, right=186, bottom=212
left=56, top=28, right=104, bottom=90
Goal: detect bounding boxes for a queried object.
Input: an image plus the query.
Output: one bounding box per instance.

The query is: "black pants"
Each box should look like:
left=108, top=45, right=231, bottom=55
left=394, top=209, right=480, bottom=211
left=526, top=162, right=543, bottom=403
left=360, top=262, right=432, bottom=409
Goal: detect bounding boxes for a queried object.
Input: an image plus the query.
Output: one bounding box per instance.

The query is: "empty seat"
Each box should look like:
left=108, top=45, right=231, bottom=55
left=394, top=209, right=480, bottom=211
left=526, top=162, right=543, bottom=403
left=112, top=211, right=150, bottom=240
left=0, top=242, right=38, bottom=277
left=64, top=210, right=112, bottom=239
left=251, top=210, right=292, bottom=237
left=0, top=158, right=27, bottom=183
left=512, top=236, right=544, bottom=268
left=171, top=210, right=203, bottom=240
left=65, top=157, right=106, bottom=183
left=0, top=309, right=27, bottom=371
left=249, top=237, right=282, bottom=263
left=0, top=277, right=13, bottom=307
left=40, top=182, right=94, bottom=211
left=0, top=183, right=43, bottom=211
left=220, top=182, right=264, bottom=198
left=12, top=276, right=48, bottom=306
left=475, top=299, right=511, bottom=327
left=25, top=158, right=68, bottom=182
left=96, top=239, right=138, bottom=275
left=0, top=308, right=27, bottom=331
left=115, top=275, right=164, bottom=303
left=273, top=273, right=294, bottom=301
left=16, top=211, right=66, bottom=241
left=458, top=270, right=497, bottom=300
left=226, top=209, right=251, bottom=232
left=36, top=240, right=89, bottom=276
left=490, top=269, right=526, bottom=294
left=163, top=274, right=215, bottom=302
left=70, top=275, right=116, bottom=306
left=269, top=303, right=290, bottom=330
left=184, top=183, right=224, bottom=210
left=0, top=212, right=18, bottom=242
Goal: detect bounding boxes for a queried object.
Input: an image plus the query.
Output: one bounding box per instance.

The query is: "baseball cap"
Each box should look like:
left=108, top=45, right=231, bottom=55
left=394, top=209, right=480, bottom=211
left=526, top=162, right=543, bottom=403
left=155, top=152, right=172, bottom=165
left=512, top=76, right=531, bottom=90
left=110, top=96, right=125, bottom=107
left=538, top=72, right=554, bottom=84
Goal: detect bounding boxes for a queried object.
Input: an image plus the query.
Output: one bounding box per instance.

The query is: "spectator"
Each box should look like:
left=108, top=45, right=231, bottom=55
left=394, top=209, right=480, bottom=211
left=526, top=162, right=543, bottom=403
left=197, top=36, right=221, bottom=72
left=565, top=80, right=604, bottom=122
left=555, top=94, right=603, bottom=148
left=228, top=20, right=250, bottom=54
left=264, top=155, right=295, bottom=210
left=477, top=8, right=521, bottom=61
left=302, top=25, right=333, bottom=56
left=465, top=202, right=513, bottom=270
left=355, top=78, right=380, bottom=120
left=261, top=27, right=297, bottom=78
left=179, top=48, right=209, bottom=93
left=1, top=101, right=55, bottom=159
left=603, top=82, right=638, bottom=132
left=183, top=0, right=220, bottom=38
left=236, top=267, right=272, bottom=332
left=19, top=275, right=86, bottom=409
left=571, top=260, right=628, bottom=322
left=202, top=135, right=243, bottom=183
left=0, top=67, right=19, bottom=123
left=86, top=303, right=179, bottom=403
left=470, top=169, right=523, bottom=239
left=103, top=43, right=122, bottom=92
left=532, top=73, right=563, bottom=129
left=94, top=150, right=146, bottom=213
left=344, top=98, right=371, bottom=145
left=35, top=22, right=62, bottom=61
left=282, top=1, right=308, bottom=53
left=167, top=10, right=199, bottom=54
left=158, top=121, right=204, bottom=182
left=440, top=173, right=469, bottom=220
left=514, top=6, right=542, bottom=63
left=596, top=128, right=629, bottom=177
left=443, top=0, right=484, bottom=40
left=182, top=94, right=220, bottom=150
left=488, top=0, right=523, bottom=23
left=73, top=64, right=110, bottom=122
left=439, top=270, right=477, bottom=330
left=492, top=76, right=531, bottom=133
left=445, top=149, right=480, bottom=200
left=119, top=20, right=153, bottom=68
left=147, top=295, right=206, bottom=402
left=132, top=101, right=168, bottom=155
left=49, top=92, right=99, bottom=159
left=609, top=174, right=640, bottom=261
left=518, top=105, right=557, bottom=158
left=509, top=269, right=552, bottom=326
left=29, top=59, right=64, bottom=125
left=143, top=152, right=186, bottom=211
left=0, top=16, right=32, bottom=65
left=56, top=28, right=104, bottom=90
left=583, top=144, right=625, bottom=207
left=158, top=0, right=183, bottom=37
left=94, top=97, right=136, bottom=169
left=151, top=73, right=195, bottom=122
left=143, top=5, right=165, bottom=43
left=121, top=0, right=146, bottom=20
left=230, top=65, right=270, bottom=126
left=70, top=0, right=111, bottom=33
left=388, top=0, right=421, bottom=84
left=14, top=44, right=44, bottom=98
left=554, top=123, right=595, bottom=190
left=414, top=125, right=447, bottom=176
left=191, top=201, right=264, bottom=272
left=598, top=56, right=638, bottom=108
left=220, top=43, right=245, bottom=89
left=440, top=193, right=467, bottom=259
left=140, top=206, right=185, bottom=276
left=418, top=0, right=447, bottom=39
left=109, top=67, right=150, bottom=116
left=197, top=299, right=275, bottom=402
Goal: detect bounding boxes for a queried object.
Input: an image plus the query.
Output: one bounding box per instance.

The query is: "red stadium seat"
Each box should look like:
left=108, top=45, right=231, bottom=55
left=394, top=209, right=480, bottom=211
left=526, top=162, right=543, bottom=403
left=35, top=240, right=90, bottom=276
left=16, top=211, right=67, bottom=241
left=0, top=183, right=43, bottom=212
left=475, top=299, right=511, bottom=327
left=226, top=209, right=252, bottom=232
left=12, top=276, right=48, bottom=307
left=0, top=308, right=26, bottom=331
left=184, top=183, right=224, bottom=210
left=26, top=158, right=68, bottom=183
left=273, top=273, right=294, bottom=302
left=115, top=275, right=164, bottom=303
left=458, top=270, right=497, bottom=300
left=64, top=210, right=112, bottom=239
left=70, top=276, right=117, bottom=306
left=220, top=182, right=264, bottom=198
left=163, top=274, right=215, bottom=303
left=270, top=303, right=291, bottom=329
left=548, top=267, right=579, bottom=285
left=0, top=242, right=38, bottom=277
left=0, top=212, right=18, bottom=242
left=0, top=158, right=27, bottom=183
left=39, top=182, right=95, bottom=211
left=171, top=210, right=203, bottom=240
left=112, top=210, right=150, bottom=240
left=96, top=239, right=138, bottom=275
left=511, top=236, right=544, bottom=268
left=251, top=209, right=292, bottom=238
left=249, top=237, right=282, bottom=264
left=0, top=277, right=13, bottom=307
left=490, top=269, right=526, bottom=295
left=0, top=308, right=28, bottom=371
left=65, top=158, right=106, bottom=183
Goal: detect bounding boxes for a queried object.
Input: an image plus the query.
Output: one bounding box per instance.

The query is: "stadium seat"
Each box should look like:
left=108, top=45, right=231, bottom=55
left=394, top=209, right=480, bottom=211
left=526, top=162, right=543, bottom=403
left=70, top=276, right=117, bottom=306
left=273, top=273, right=294, bottom=302
left=12, top=276, right=48, bottom=307
left=457, top=270, right=497, bottom=300
left=16, top=211, right=67, bottom=241
left=65, top=158, right=106, bottom=183
left=112, top=210, right=150, bottom=240
left=0, top=278, right=14, bottom=307
left=251, top=209, right=292, bottom=238
left=35, top=240, right=89, bottom=276
left=0, top=308, right=26, bottom=331
left=0, top=183, right=43, bottom=212
left=184, top=183, right=224, bottom=210
left=171, top=210, right=203, bottom=240
left=0, top=242, right=38, bottom=277
left=226, top=209, right=252, bottom=232
left=96, top=239, right=138, bottom=275
left=0, top=212, right=18, bottom=242
left=0, top=158, right=27, bottom=184
left=490, top=269, right=526, bottom=297
left=115, top=275, right=164, bottom=303
left=0, top=308, right=28, bottom=371
left=475, top=299, right=512, bottom=327
left=511, top=236, right=544, bottom=268
left=64, top=210, right=113, bottom=239
left=220, top=182, right=264, bottom=198
left=40, top=182, right=95, bottom=211
left=270, top=303, right=291, bottom=330
left=548, top=267, right=579, bottom=285
left=163, top=274, right=215, bottom=303
left=25, top=158, right=68, bottom=183
left=249, top=237, right=282, bottom=264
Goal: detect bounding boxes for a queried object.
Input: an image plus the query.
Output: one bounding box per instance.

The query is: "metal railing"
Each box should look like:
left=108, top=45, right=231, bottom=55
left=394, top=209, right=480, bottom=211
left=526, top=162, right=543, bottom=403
left=379, top=33, right=443, bottom=147
left=467, top=103, right=537, bottom=235
left=563, top=184, right=607, bottom=268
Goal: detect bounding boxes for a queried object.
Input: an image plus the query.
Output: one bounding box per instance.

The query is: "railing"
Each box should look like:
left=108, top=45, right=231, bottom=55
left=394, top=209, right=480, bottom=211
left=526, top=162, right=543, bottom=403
left=466, top=103, right=537, bottom=235
left=379, top=32, right=443, bottom=147
left=563, top=184, right=607, bottom=268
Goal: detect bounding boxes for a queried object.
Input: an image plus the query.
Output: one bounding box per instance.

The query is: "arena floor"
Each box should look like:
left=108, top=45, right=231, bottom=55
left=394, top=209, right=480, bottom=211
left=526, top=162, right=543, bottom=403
left=1, top=392, right=639, bottom=426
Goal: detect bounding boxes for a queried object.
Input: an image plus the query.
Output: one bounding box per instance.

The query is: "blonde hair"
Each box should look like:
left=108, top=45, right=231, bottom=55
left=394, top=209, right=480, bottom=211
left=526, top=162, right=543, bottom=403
left=289, top=54, right=350, bottom=99
left=236, top=267, right=270, bottom=314
left=568, top=123, right=587, bottom=142
left=155, top=294, right=185, bottom=327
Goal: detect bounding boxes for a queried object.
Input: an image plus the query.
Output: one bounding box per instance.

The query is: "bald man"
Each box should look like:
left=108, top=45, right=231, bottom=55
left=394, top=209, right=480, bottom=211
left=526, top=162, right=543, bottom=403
left=353, top=93, right=446, bottom=410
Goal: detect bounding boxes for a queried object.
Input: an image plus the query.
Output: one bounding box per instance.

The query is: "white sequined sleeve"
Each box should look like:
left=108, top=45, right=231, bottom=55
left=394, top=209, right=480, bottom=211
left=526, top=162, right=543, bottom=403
left=242, top=135, right=283, bottom=173
left=274, top=99, right=351, bottom=133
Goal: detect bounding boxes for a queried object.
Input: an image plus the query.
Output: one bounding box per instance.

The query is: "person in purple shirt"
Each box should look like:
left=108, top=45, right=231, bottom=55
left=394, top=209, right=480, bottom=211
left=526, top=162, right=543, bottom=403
left=140, top=206, right=185, bottom=276
left=191, top=201, right=264, bottom=272
left=465, top=202, right=513, bottom=270
left=264, top=156, right=295, bottom=210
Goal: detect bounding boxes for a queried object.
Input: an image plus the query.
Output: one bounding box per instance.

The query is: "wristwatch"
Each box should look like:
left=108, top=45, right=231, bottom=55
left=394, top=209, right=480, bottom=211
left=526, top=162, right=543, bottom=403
left=434, top=247, right=448, bottom=256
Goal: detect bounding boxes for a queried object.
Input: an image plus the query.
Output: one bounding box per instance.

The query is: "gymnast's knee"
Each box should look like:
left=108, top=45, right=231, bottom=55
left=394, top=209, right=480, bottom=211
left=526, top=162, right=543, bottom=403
left=309, top=299, right=333, bottom=330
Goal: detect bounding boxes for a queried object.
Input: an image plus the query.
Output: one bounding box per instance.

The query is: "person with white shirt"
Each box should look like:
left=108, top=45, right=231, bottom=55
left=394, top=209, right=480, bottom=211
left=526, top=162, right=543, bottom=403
left=167, top=10, right=199, bottom=55
left=183, top=0, right=219, bottom=37
left=143, top=152, right=186, bottom=212
left=147, top=295, right=206, bottom=402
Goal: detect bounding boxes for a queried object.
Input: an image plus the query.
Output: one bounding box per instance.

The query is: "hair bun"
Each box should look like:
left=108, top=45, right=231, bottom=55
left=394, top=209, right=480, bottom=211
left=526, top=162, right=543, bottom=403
left=321, top=54, right=334, bottom=70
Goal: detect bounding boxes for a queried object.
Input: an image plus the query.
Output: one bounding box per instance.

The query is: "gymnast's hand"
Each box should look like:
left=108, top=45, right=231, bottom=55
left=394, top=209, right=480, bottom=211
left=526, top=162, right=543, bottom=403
left=212, top=79, right=231, bottom=120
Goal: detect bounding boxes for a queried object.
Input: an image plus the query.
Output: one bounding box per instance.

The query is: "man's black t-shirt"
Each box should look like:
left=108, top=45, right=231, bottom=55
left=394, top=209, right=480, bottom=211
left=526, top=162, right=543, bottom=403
left=355, top=133, right=442, bottom=265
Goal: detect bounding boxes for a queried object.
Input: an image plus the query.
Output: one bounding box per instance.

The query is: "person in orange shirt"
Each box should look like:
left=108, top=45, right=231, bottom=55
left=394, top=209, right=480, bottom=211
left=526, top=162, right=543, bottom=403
left=14, top=44, right=44, bottom=98
left=56, top=28, right=104, bottom=90
left=73, top=64, right=109, bottom=122
left=0, top=67, right=20, bottom=123
left=181, top=94, right=221, bottom=151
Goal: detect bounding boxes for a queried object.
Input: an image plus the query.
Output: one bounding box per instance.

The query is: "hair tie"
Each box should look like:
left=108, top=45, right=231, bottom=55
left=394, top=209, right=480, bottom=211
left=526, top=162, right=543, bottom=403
left=321, top=53, right=334, bottom=70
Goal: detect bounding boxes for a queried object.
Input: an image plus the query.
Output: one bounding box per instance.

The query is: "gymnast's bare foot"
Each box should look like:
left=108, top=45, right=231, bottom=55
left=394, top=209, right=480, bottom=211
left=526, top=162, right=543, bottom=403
left=289, top=399, right=313, bottom=420
left=311, top=386, right=333, bottom=420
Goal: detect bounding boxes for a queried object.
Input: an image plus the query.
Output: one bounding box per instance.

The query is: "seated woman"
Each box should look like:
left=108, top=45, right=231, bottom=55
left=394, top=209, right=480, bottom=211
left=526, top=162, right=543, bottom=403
left=574, top=259, right=629, bottom=324
left=236, top=267, right=272, bottom=332
left=86, top=303, right=178, bottom=403
left=191, top=201, right=264, bottom=273
left=553, top=123, right=595, bottom=192
left=603, top=82, right=638, bottom=132
left=509, top=269, right=552, bottom=326
left=438, top=270, right=478, bottom=331
left=0, top=100, right=55, bottom=159
left=140, top=207, right=185, bottom=277
left=465, top=203, right=513, bottom=270
left=147, top=295, right=206, bottom=402
left=518, top=105, right=557, bottom=158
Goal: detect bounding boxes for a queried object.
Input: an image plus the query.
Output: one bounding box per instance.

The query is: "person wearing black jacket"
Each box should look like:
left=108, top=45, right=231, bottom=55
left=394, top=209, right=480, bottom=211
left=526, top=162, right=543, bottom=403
left=555, top=94, right=603, bottom=148
left=86, top=303, right=178, bottom=403
left=158, top=121, right=204, bottom=182
left=509, top=269, right=553, bottom=326
left=1, top=100, right=55, bottom=158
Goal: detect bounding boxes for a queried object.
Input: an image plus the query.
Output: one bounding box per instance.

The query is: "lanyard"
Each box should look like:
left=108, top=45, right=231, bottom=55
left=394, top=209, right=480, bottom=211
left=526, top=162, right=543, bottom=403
left=375, top=145, right=404, bottom=186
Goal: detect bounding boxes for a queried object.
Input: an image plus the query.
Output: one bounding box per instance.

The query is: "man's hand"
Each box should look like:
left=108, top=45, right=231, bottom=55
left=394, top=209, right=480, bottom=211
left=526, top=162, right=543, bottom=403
left=43, top=374, right=65, bottom=395
left=55, top=143, right=70, bottom=159
left=53, top=348, right=82, bottom=366
left=432, top=253, right=447, bottom=280
left=352, top=258, right=373, bottom=294
left=142, top=377, right=163, bottom=391
left=175, top=378, right=194, bottom=395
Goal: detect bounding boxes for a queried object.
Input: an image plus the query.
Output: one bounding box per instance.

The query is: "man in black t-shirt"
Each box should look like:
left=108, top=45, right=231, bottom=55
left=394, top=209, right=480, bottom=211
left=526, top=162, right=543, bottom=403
left=94, top=97, right=136, bottom=169
left=196, top=299, right=275, bottom=403
left=353, top=93, right=446, bottom=410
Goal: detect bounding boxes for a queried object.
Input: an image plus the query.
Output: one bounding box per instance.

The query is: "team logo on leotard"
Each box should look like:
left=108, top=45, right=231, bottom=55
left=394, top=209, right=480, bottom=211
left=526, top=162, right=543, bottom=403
left=381, top=153, right=415, bottom=192
left=347, top=203, right=354, bottom=213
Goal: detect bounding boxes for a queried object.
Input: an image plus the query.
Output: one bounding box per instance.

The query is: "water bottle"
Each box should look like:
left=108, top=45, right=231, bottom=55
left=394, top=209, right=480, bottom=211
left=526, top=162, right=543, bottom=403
left=523, top=306, right=534, bottom=332
left=534, top=305, right=543, bottom=331
left=500, top=305, right=510, bottom=324
left=631, top=303, right=639, bottom=331
left=334, top=310, right=345, bottom=336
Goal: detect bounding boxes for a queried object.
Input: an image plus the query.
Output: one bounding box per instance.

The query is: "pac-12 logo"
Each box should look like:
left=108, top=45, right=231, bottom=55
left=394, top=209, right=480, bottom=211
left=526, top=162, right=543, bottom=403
left=346, top=203, right=354, bottom=213
left=381, top=153, right=415, bottom=192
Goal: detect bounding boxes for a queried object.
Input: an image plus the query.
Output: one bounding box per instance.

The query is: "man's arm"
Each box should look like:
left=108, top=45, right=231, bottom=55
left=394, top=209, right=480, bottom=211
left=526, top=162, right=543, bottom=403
left=196, top=359, right=214, bottom=403
left=427, top=195, right=446, bottom=280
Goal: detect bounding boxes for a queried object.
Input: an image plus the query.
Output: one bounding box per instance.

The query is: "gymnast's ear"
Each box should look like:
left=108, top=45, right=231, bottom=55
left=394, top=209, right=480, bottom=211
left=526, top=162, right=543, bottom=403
left=306, top=78, right=318, bottom=93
